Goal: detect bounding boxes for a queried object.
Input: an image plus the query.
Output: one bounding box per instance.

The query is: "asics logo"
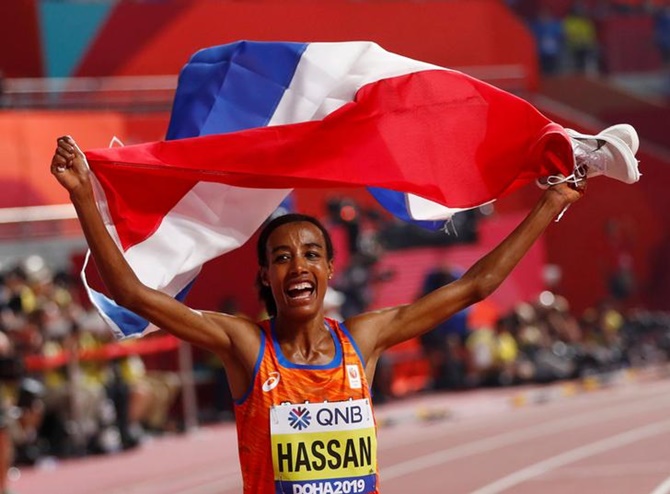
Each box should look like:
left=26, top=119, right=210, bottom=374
left=262, top=372, right=281, bottom=392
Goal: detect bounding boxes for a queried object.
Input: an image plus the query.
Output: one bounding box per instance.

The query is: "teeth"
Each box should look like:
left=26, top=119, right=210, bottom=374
left=289, top=282, right=312, bottom=291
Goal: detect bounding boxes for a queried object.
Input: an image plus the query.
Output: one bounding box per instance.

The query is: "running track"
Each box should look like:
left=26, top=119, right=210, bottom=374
left=11, top=374, right=670, bottom=494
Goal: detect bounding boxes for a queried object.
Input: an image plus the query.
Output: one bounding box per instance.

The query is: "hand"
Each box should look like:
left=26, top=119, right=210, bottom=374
left=50, top=136, right=91, bottom=195
left=544, top=179, right=586, bottom=210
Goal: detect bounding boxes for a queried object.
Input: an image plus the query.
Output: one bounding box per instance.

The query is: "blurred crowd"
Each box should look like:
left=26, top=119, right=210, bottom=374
left=0, top=256, right=181, bottom=484
left=412, top=267, right=670, bottom=396
left=512, top=0, right=670, bottom=75
left=1, top=213, right=669, bottom=488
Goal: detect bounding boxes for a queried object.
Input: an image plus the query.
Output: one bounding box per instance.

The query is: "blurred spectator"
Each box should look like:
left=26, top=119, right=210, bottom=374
left=654, top=5, right=670, bottom=65
left=492, top=316, right=521, bottom=386
left=0, top=70, right=5, bottom=109
left=591, top=0, right=614, bottom=20
left=612, top=0, right=647, bottom=14
left=529, top=7, right=566, bottom=74
left=324, top=287, right=345, bottom=321
left=118, top=350, right=180, bottom=436
left=465, top=326, right=496, bottom=386
left=0, top=420, right=8, bottom=494
left=563, top=2, right=599, bottom=74
left=603, top=218, right=636, bottom=303
left=0, top=244, right=668, bottom=481
left=10, top=378, right=45, bottom=466
left=0, top=256, right=180, bottom=465
left=0, top=330, right=18, bottom=494
left=418, top=267, right=470, bottom=390
left=328, top=197, right=390, bottom=319
left=334, top=253, right=372, bottom=319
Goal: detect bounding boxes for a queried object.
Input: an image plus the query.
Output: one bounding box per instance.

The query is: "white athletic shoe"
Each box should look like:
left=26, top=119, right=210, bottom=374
left=538, top=124, right=641, bottom=188
left=597, top=123, right=639, bottom=156
left=567, top=127, right=640, bottom=184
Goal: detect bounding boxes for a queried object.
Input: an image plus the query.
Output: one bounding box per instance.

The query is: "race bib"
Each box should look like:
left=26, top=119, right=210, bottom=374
left=270, top=398, right=377, bottom=494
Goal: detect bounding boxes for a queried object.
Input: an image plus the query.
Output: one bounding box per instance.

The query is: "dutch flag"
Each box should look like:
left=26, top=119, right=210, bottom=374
left=83, top=41, right=573, bottom=339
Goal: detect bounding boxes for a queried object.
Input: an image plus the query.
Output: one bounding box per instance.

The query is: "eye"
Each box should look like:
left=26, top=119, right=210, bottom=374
left=305, top=251, right=321, bottom=260
left=273, top=253, right=290, bottom=263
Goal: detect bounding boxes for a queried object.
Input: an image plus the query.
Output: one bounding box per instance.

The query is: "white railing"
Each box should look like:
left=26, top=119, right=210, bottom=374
left=1, top=75, right=178, bottom=110
left=0, top=204, right=77, bottom=224
left=0, top=65, right=530, bottom=110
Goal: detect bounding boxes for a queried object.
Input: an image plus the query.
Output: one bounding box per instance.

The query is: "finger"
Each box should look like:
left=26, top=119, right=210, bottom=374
left=70, top=139, right=86, bottom=159
left=51, top=163, right=68, bottom=174
left=50, top=157, right=69, bottom=173
left=51, top=154, right=67, bottom=166
left=56, top=138, right=75, bottom=154
left=55, top=146, right=72, bottom=160
left=60, top=136, right=83, bottom=156
left=56, top=136, right=72, bottom=149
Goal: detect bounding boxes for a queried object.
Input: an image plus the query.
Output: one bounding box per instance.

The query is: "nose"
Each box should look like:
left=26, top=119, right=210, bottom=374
left=289, top=255, right=308, bottom=275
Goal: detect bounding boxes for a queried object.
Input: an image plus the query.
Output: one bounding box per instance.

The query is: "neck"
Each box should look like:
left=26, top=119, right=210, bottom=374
left=274, top=314, right=333, bottom=365
left=275, top=313, right=327, bottom=342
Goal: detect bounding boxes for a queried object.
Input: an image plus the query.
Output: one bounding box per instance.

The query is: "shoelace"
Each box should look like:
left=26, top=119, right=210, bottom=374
left=540, top=167, right=587, bottom=187
left=537, top=136, right=605, bottom=220
left=538, top=155, right=590, bottom=222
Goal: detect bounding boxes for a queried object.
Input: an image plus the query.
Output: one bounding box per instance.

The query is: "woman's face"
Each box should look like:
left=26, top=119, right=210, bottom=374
left=261, top=221, right=334, bottom=319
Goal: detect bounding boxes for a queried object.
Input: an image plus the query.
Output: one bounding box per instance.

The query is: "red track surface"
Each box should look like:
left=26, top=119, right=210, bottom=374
left=11, top=373, right=670, bottom=494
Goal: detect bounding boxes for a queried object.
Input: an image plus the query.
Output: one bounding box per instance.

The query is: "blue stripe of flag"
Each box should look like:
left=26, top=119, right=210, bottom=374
left=167, top=40, right=308, bottom=138
left=90, top=279, right=196, bottom=338
left=168, top=40, right=442, bottom=230
left=368, top=187, right=443, bottom=230
left=107, top=42, right=308, bottom=336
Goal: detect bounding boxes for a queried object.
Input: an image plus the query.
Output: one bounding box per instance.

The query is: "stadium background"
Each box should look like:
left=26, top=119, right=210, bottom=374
left=1, top=0, right=668, bottom=319
left=1, top=1, right=670, bottom=492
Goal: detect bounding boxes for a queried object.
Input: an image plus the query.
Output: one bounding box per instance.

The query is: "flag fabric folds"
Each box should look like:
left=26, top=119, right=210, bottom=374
left=83, top=41, right=574, bottom=339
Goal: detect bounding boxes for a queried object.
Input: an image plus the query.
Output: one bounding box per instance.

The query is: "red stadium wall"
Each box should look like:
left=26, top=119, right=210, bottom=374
left=75, top=0, right=538, bottom=90
left=544, top=169, right=667, bottom=313
left=496, top=133, right=670, bottom=313
left=4, top=0, right=666, bottom=315
left=0, top=111, right=169, bottom=209
left=75, top=1, right=193, bottom=77
left=0, top=0, right=42, bottom=77
left=599, top=14, right=662, bottom=73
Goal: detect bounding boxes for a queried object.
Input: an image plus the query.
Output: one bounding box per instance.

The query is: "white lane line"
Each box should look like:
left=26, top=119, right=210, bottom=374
left=107, top=470, right=240, bottom=494
left=382, top=393, right=670, bottom=480
left=471, top=419, right=670, bottom=494
left=650, top=475, right=670, bottom=494
left=542, top=461, right=670, bottom=479
left=381, top=379, right=670, bottom=450
left=107, top=469, right=242, bottom=494
left=169, top=473, right=243, bottom=494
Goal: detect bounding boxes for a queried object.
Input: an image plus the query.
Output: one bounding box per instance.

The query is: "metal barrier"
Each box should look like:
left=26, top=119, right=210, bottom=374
left=0, top=65, right=530, bottom=111
left=1, top=75, right=177, bottom=111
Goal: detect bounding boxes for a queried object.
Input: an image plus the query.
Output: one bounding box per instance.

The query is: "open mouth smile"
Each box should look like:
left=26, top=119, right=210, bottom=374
left=286, top=281, right=315, bottom=301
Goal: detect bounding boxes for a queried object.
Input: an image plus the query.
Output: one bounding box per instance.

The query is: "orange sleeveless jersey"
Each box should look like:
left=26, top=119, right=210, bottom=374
left=234, top=318, right=379, bottom=494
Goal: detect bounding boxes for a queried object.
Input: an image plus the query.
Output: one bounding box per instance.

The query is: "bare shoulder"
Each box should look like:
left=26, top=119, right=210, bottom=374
left=200, top=310, right=263, bottom=362
left=202, top=309, right=261, bottom=338
left=344, top=306, right=401, bottom=356
left=345, top=308, right=395, bottom=331
left=198, top=310, right=266, bottom=398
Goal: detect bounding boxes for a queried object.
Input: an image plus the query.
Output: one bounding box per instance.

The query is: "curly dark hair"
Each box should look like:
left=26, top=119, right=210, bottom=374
left=255, top=213, right=334, bottom=317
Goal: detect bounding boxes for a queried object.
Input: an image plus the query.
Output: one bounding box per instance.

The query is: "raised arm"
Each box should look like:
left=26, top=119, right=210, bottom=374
left=346, top=181, right=584, bottom=363
left=50, top=137, right=259, bottom=366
